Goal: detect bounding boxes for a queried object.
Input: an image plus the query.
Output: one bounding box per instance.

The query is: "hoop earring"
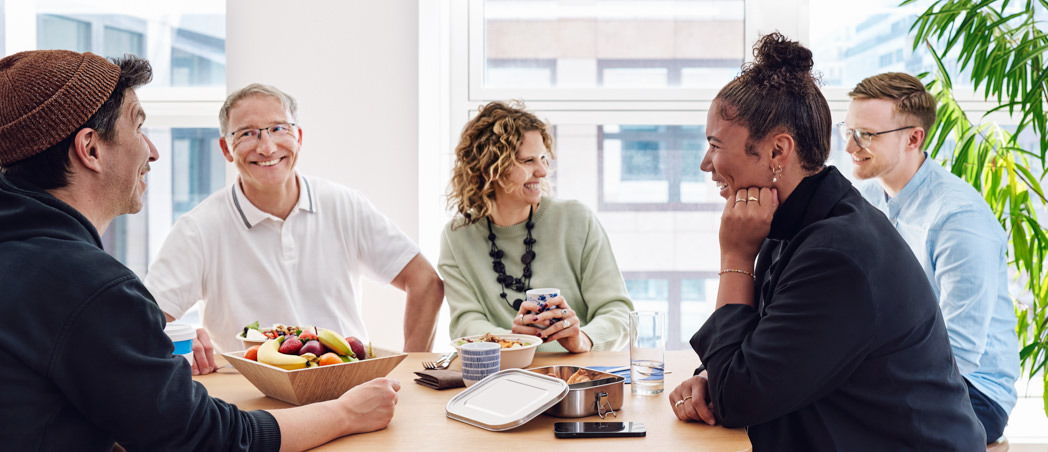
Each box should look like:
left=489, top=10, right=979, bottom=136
left=772, top=166, right=783, bottom=183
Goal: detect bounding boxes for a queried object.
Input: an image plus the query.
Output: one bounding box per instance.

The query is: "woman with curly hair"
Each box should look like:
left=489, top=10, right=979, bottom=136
left=666, top=33, right=984, bottom=449
left=439, top=100, right=633, bottom=353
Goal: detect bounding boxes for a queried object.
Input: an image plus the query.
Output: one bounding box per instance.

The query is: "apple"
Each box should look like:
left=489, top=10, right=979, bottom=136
left=298, top=340, right=327, bottom=356
left=346, top=336, right=366, bottom=359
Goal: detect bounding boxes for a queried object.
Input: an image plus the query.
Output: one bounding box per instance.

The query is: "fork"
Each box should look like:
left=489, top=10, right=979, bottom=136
left=422, top=351, right=457, bottom=370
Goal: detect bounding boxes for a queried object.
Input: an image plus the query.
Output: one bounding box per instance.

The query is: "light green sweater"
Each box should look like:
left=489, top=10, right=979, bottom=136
left=439, top=197, right=633, bottom=352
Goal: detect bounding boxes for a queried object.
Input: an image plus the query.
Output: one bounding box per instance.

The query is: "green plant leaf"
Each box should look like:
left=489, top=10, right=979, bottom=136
left=910, top=0, right=1048, bottom=418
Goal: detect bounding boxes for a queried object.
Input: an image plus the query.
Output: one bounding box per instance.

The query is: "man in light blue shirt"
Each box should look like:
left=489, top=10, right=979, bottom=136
left=838, top=72, right=1018, bottom=444
left=842, top=72, right=1019, bottom=445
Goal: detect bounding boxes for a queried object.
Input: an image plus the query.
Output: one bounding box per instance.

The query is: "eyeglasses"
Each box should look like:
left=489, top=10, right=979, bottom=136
left=836, top=122, right=915, bottom=149
left=227, top=123, right=297, bottom=149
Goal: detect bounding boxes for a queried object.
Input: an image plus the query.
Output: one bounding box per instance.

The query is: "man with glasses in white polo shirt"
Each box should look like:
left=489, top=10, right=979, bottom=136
left=842, top=72, right=1019, bottom=448
left=145, top=83, right=443, bottom=374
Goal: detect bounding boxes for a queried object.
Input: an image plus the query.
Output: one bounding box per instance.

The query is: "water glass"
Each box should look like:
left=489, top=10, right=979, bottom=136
left=629, top=311, right=666, bottom=395
left=460, top=342, right=501, bottom=387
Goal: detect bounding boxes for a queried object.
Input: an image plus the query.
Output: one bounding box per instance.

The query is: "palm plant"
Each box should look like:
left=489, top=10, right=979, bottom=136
left=903, top=0, right=1048, bottom=414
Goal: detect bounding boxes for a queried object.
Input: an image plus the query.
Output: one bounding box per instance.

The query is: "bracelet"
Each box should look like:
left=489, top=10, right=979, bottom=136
left=719, top=268, right=756, bottom=280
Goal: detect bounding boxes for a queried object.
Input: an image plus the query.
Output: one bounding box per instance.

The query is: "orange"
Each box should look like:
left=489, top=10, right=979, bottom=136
left=318, top=352, right=343, bottom=366
left=244, top=345, right=261, bottom=361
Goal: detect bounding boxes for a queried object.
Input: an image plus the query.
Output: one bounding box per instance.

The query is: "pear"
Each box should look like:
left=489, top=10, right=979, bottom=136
left=346, top=336, right=367, bottom=359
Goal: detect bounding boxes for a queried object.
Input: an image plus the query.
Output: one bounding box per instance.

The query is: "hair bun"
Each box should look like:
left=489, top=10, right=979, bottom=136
left=746, top=32, right=817, bottom=90
left=754, top=32, right=813, bottom=72
left=712, top=32, right=831, bottom=172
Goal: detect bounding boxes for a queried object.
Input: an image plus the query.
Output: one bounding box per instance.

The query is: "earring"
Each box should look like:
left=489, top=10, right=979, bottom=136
left=772, top=166, right=782, bottom=183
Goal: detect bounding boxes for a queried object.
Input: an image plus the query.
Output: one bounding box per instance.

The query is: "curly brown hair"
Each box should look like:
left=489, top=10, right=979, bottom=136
left=446, top=100, right=554, bottom=228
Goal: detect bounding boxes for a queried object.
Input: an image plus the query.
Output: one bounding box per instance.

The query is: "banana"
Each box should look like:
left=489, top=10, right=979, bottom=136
left=257, top=337, right=310, bottom=370
left=317, top=328, right=354, bottom=357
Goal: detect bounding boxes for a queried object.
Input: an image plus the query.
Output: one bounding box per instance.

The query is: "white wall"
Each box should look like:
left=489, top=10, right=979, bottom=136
left=226, top=1, right=426, bottom=350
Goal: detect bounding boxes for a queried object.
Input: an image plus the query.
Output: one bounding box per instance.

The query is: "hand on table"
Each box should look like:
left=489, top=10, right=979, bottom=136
left=269, top=377, right=402, bottom=451
left=190, top=327, right=218, bottom=375
left=335, top=377, right=402, bottom=434
left=670, top=371, right=717, bottom=425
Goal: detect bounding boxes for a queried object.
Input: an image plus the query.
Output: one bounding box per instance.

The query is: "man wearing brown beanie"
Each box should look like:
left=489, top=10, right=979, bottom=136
left=0, top=50, right=400, bottom=451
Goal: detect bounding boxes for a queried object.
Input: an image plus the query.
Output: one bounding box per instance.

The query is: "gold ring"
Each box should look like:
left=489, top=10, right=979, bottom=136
left=748, top=196, right=759, bottom=202
left=562, top=319, right=571, bottom=328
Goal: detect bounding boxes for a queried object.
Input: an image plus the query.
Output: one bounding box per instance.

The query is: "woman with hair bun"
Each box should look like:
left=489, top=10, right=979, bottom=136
left=439, top=100, right=633, bottom=353
left=667, top=33, right=984, bottom=449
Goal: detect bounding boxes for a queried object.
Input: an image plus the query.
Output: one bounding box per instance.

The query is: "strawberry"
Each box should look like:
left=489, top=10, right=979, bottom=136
left=278, top=337, right=303, bottom=355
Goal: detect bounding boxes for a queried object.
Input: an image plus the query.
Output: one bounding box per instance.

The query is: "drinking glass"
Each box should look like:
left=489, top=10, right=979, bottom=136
left=629, top=311, right=666, bottom=395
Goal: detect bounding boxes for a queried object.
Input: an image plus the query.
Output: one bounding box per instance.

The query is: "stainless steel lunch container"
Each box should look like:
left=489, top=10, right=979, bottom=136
left=527, top=366, right=625, bottom=418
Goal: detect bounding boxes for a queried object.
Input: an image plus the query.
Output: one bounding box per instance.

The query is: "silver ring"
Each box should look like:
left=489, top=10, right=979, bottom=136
left=674, top=395, right=693, bottom=407
left=562, top=319, right=571, bottom=328
left=735, top=198, right=745, bottom=203
left=561, top=309, right=568, bottom=317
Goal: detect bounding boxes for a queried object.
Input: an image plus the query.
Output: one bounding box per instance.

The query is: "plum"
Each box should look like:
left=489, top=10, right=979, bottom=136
left=298, top=339, right=327, bottom=356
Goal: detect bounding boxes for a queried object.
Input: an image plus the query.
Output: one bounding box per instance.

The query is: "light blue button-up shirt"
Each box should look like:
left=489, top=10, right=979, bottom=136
left=857, top=155, right=1019, bottom=415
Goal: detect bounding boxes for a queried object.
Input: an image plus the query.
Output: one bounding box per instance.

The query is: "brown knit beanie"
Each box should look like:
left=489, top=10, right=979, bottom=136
left=0, top=49, right=120, bottom=166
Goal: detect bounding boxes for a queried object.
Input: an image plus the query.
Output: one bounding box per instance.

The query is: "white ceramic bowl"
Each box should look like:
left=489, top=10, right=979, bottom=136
left=234, top=332, right=268, bottom=349
left=451, top=333, right=542, bottom=369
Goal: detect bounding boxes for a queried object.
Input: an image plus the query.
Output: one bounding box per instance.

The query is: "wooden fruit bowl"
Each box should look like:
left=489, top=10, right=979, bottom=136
left=222, top=347, right=407, bottom=405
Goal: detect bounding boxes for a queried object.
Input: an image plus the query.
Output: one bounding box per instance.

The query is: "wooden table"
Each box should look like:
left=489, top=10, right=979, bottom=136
left=194, top=350, right=751, bottom=451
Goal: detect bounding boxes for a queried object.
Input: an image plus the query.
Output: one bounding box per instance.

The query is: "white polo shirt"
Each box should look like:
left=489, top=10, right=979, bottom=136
left=144, top=174, right=419, bottom=352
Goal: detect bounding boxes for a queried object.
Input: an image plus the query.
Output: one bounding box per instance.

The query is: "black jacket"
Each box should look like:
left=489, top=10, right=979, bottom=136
left=692, top=167, right=985, bottom=451
left=0, top=174, right=280, bottom=451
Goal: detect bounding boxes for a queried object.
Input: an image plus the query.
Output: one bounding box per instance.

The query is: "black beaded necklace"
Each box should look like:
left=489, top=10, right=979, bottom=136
left=486, top=206, right=536, bottom=311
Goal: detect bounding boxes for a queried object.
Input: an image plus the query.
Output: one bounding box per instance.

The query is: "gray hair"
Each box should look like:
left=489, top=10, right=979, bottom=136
left=219, top=83, right=298, bottom=136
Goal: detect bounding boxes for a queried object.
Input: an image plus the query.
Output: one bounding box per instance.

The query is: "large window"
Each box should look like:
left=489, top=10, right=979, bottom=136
left=37, top=14, right=90, bottom=52
left=2, top=1, right=226, bottom=278
left=171, top=128, right=225, bottom=222
left=625, top=272, right=716, bottom=350
left=474, top=0, right=745, bottom=100
left=481, top=0, right=745, bottom=90
left=452, top=0, right=752, bottom=351
left=806, top=0, right=1019, bottom=90
left=171, top=23, right=226, bottom=86
left=103, top=25, right=143, bottom=59
left=600, top=124, right=713, bottom=209
left=447, top=0, right=1021, bottom=351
